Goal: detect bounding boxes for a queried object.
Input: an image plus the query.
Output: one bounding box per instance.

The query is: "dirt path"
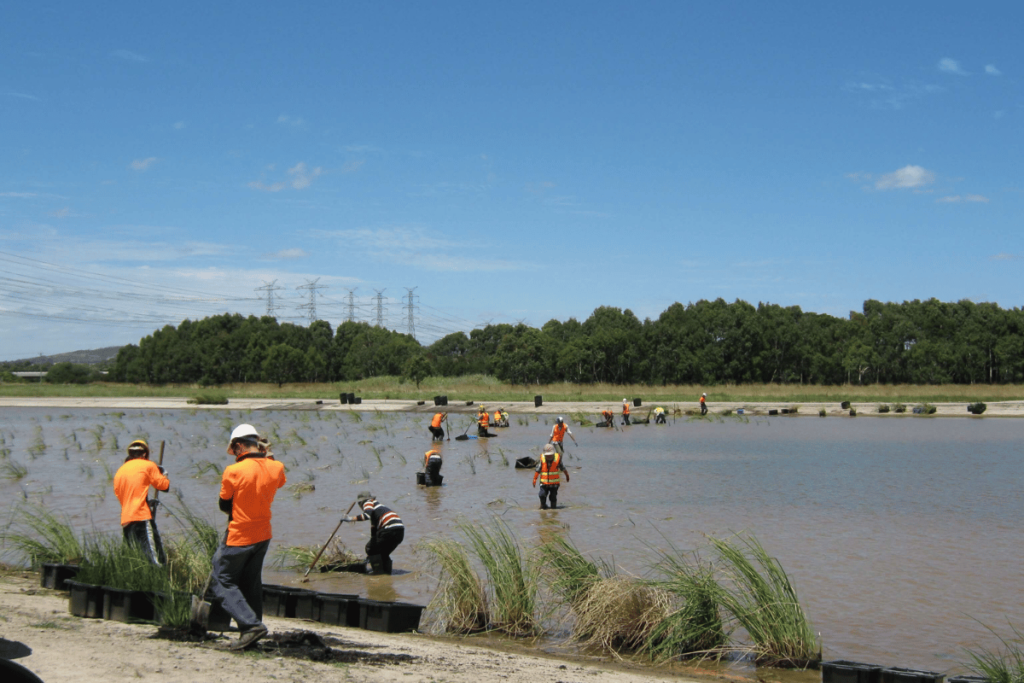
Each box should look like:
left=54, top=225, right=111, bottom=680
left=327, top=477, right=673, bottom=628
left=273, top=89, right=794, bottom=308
left=0, top=572, right=713, bottom=683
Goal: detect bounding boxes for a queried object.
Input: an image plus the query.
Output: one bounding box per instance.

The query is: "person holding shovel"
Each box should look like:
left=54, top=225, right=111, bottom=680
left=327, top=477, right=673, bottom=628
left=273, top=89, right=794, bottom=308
left=532, top=443, right=570, bottom=510
left=211, top=423, right=286, bottom=650
left=343, top=492, right=404, bottom=575
left=113, top=439, right=169, bottom=565
left=548, top=417, right=574, bottom=454
left=428, top=412, right=447, bottom=441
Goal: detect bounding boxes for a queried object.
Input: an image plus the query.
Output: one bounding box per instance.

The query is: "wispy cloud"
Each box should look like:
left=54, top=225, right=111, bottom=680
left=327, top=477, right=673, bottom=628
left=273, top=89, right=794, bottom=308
left=173, top=121, right=186, bottom=130
left=248, top=161, right=323, bottom=192
left=276, top=114, right=305, bottom=127
left=985, top=64, right=1002, bottom=76
left=844, top=78, right=943, bottom=110
left=340, top=160, right=364, bottom=174
left=875, top=165, right=935, bottom=190
left=111, top=49, right=148, bottom=63
left=1, top=191, right=40, bottom=198
left=5, top=92, right=40, bottom=101
left=990, top=253, right=1020, bottom=261
left=264, top=248, right=308, bottom=260
left=130, top=157, right=159, bottom=172
left=312, top=226, right=525, bottom=272
left=49, top=208, right=71, bottom=218
left=938, top=58, right=969, bottom=76
left=939, top=194, right=990, bottom=203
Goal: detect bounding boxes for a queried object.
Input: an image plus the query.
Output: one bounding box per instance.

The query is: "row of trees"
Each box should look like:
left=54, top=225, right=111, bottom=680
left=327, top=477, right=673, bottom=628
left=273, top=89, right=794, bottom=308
left=107, top=298, right=1024, bottom=386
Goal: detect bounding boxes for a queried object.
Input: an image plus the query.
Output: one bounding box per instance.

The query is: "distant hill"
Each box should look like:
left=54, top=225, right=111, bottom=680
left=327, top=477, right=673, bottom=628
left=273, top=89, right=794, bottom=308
left=5, top=346, right=125, bottom=366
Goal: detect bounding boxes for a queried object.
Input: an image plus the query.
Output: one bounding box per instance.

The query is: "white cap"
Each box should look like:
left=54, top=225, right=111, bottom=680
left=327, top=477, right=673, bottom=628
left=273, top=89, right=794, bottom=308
left=542, top=444, right=555, bottom=454
left=702, top=393, right=706, bottom=397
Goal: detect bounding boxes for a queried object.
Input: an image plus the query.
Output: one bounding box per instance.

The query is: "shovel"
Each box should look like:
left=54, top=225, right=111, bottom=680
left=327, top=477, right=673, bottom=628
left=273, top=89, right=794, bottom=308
left=301, top=500, right=358, bottom=582
left=190, top=528, right=228, bottom=634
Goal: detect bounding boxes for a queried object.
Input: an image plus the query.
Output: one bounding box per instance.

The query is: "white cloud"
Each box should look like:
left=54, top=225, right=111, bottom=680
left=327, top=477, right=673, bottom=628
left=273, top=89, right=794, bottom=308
left=287, top=162, right=322, bottom=189
left=265, top=248, right=309, bottom=260
left=937, top=195, right=961, bottom=203
left=938, top=58, right=969, bottom=75
left=875, top=165, right=936, bottom=190
left=966, top=194, right=990, bottom=203
left=937, top=194, right=990, bottom=204
left=985, top=65, right=1002, bottom=76
left=991, top=253, right=1019, bottom=261
left=111, top=50, right=148, bottom=63
left=340, top=160, right=364, bottom=174
left=49, top=208, right=71, bottom=218
left=276, top=114, right=306, bottom=127
left=1, top=192, right=40, bottom=198
left=130, top=157, right=159, bottom=171
left=173, top=121, right=186, bottom=130
left=6, top=92, right=40, bottom=101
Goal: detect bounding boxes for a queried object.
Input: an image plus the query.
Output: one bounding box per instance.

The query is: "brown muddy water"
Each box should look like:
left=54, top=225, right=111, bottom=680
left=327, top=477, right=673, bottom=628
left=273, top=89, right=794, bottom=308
left=1, top=407, right=1021, bottom=675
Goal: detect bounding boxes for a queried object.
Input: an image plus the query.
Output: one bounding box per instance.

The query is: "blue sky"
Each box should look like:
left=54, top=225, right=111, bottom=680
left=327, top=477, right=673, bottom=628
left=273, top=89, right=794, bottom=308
left=2, top=2, right=1021, bottom=361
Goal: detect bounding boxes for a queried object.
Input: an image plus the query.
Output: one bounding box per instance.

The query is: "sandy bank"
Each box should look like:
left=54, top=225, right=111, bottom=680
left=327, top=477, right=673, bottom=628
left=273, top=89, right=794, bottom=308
left=0, top=572, right=715, bottom=683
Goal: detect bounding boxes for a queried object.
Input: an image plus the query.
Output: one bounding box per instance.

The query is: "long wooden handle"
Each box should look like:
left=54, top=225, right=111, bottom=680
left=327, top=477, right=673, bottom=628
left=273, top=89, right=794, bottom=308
left=303, top=500, right=358, bottom=577
left=153, top=440, right=166, bottom=502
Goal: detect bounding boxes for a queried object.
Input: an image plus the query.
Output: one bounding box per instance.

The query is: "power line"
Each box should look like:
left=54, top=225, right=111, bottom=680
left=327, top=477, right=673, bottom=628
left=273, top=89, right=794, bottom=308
left=373, top=289, right=387, bottom=328
left=404, top=287, right=418, bottom=339
left=296, top=279, right=328, bottom=323
left=255, top=280, right=285, bottom=317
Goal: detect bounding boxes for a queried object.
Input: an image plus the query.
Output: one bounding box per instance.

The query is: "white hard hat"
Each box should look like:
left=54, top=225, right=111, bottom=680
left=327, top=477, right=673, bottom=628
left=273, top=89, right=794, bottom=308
left=702, top=393, right=706, bottom=397
left=229, top=423, right=260, bottom=443
left=542, top=444, right=555, bottom=454
left=557, top=416, right=563, bottom=422
left=623, top=398, right=628, bottom=402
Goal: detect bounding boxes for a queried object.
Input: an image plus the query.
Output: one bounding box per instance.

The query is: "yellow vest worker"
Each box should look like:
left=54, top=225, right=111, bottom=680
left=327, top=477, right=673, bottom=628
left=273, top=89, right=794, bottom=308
left=532, top=444, right=570, bottom=510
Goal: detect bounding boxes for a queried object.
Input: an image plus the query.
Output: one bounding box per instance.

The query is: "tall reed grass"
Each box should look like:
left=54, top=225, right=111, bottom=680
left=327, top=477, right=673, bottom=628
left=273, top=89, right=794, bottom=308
left=0, top=503, right=87, bottom=566
left=459, top=519, right=538, bottom=636
left=420, top=537, right=488, bottom=633
left=707, top=533, right=819, bottom=668
left=962, top=621, right=1024, bottom=683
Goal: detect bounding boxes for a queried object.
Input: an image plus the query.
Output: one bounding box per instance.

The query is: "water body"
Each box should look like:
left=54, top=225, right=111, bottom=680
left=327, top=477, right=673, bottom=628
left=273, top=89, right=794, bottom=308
left=1, top=407, right=1021, bottom=673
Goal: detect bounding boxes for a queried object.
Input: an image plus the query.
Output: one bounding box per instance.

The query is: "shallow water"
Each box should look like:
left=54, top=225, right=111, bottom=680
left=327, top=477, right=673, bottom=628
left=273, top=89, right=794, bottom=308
left=1, top=407, right=1021, bottom=673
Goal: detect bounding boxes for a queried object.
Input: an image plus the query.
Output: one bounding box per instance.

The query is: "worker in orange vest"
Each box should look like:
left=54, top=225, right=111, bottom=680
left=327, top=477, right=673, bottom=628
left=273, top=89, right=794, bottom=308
left=477, top=406, right=494, bottom=437
left=700, top=393, right=708, bottom=415
left=600, top=409, right=614, bottom=426
left=429, top=412, right=447, bottom=441
left=113, top=439, right=170, bottom=565
left=622, top=399, right=631, bottom=425
left=423, top=447, right=442, bottom=485
left=548, top=417, right=574, bottom=454
left=532, top=444, right=570, bottom=510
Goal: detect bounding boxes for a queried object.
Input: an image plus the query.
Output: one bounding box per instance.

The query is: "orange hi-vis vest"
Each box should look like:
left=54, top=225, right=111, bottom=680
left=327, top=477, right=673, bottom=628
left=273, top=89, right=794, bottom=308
left=220, top=455, right=286, bottom=547
left=431, top=413, right=445, bottom=428
left=494, top=410, right=502, bottom=423
left=424, top=448, right=442, bottom=468
left=113, top=458, right=170, bottom=526
left=534, top=452, right=563, bottom=486
left=700, top=396, right=706, bottom=404
left=602, top=410, right=613, bottom=422
left=551, top=422, right=568, bottom=443
left=623, top=403, right=630, bottom=415
left=478, top=412, right=489, bottom=428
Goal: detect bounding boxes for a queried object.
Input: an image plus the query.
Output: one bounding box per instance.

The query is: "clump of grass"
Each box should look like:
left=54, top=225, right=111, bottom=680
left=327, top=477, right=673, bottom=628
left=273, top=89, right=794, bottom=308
left=570, top=411, right=594, bottom=427
left=917, top=403, right=937, bottom=415
left=537, top=536, right=609, bottom=609
left=969, top=402, right=987, bottom=415
left=272, top=538, right=361, bottom=572
left=188, top=393, right=228, bottom=405
left=878, top=404, right=890, bottom=413
left=849, top=407, right=857, bottom=417
left=77, top=535, right=169, bottom=591
left=644, top=546, right=728, bottom=662
left=0, top=503, right=87, bottom=567
left=893, top=402, right=907, bottom=413
left=289, top=482, right=316, bottom=499
left=572, top=577, right=673, bottom=653
left=818, top=408, right=826, bottom=417
left=720, top=409, right=733, bottom=416
left=421, top=537, right=488, bottom=633
left=1, top=459, right=28, bottom=481
left=459, top=519, right=538, bottom=636
left=707, top=533, right=819, bottom=668
left=787, top=405, right=800, bottom=414
left=961, top=621, right=1024, bottom=683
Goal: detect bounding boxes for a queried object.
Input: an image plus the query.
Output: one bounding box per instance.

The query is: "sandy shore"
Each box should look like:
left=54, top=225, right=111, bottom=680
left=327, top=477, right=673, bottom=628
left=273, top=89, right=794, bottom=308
left=1, top=396, right=1021, bottom=416
left=0, top=571, right=718, bottom=683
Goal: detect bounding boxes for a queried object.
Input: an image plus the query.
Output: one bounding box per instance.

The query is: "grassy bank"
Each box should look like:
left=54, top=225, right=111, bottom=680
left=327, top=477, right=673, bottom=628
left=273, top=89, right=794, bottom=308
left=1, top=375, right=1022, bottom=403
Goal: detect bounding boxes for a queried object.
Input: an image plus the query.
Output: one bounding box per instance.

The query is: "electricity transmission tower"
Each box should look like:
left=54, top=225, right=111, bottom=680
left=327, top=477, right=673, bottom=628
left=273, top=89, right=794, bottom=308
left=255, top=280, right=285, bottom=317
left=296, top=278, right=328, bottom=323
left=373, top=289, right=387, bottom=328
left=404, top=287, right=419, bottom=339
left=344, top=288, right=358, bottom=323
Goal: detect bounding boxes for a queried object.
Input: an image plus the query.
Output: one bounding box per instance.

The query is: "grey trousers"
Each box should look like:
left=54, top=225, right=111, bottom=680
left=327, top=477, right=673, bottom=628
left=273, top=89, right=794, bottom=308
left=210, top=538, right=270, bottom=630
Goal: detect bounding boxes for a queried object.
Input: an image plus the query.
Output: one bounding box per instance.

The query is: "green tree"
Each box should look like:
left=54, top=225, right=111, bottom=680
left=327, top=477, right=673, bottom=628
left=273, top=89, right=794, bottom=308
left=402, top=354, right=433, bottom=388
left=262, top=343, right=309, bottom=387
left=45, top=362, right=95, bottom=384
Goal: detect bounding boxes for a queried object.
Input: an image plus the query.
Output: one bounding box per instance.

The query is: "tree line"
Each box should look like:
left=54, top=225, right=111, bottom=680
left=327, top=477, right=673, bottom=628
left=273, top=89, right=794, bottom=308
left=105, top=298, right=1024, bottom=386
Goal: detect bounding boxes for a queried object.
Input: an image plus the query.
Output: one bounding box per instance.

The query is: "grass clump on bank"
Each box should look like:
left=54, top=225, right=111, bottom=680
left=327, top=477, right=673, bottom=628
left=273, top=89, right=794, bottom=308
left=0, top=503, right=87, bottom=567
left=708, top=533, right=819, bottom=668
left=420, top=537, right=488, bottom=634
left=962, top=621, right=1024, bottom=683
left=459, top=518, right=538, bottom=636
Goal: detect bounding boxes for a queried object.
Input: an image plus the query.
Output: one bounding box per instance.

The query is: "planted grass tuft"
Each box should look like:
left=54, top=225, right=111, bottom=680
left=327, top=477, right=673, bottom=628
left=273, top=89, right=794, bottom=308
left=572, top=577, right=673, bottom=654
left=420, top=537, right=488, bottom=633
left=1, top=503, right=87, bottom=567
left=459, top=518, right=538, bottom=636
left=707, top=533, right=818, bottom=668
left=962, top=621, right=1024, bottom=683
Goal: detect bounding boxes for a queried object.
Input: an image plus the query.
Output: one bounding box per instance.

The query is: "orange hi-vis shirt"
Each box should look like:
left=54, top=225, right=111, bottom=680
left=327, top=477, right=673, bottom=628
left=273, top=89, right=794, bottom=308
left=113, top=459, right=170, bottom=526
left=622, top=403, right=630, bottom=415
left=220, top=455, right=286, bottom=546
left=431, top=413, right=445, bottom=428
left=550, top=422, right=568, bottom=443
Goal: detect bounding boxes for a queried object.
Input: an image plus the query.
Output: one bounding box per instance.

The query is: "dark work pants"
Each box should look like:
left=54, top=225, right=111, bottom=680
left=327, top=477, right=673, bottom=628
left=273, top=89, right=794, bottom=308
left=623, top=414, right=630, bottom=425
left=211, top=538, right=270, bottom=630
left=425, top=459, right=442, bottom=485
left=700, top=404, right=707, bottom=415
left=122, top=521, right=160, bottom=565
left=550, top=440, right=564, bottom=454
left=538, top=484, right=560, bottom=510
left=429, top=426, right=445, bottom=440
left=366, top=526, right=405, bottom=575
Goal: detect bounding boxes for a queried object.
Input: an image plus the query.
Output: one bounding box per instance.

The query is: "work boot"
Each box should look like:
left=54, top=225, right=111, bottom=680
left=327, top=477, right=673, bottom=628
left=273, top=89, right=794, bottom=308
left=367, top=555, right=384, bottom=575
left=231, top=623, right=268, bottom=650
